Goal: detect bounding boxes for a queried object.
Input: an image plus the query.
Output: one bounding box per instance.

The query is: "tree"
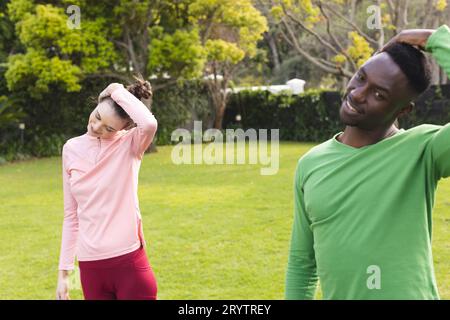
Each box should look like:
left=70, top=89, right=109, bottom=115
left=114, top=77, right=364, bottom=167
left=139, top=0, right=269, bottom=129
left=3, top=0, right=194, bottom=95
left=262, top=0, right=449, bottom=86
left=4, top=0, right=119, bottom=97
left=269, top=0, right=382, bottom=81
left=0, top=2, right=16, bottom=65
left=4, top=0, right=267, bottom=129
left=192, top=0, right=268, bottom=129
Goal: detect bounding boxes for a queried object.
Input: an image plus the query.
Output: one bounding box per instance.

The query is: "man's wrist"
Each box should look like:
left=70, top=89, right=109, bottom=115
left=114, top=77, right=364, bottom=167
left=421, top=30, right=436, bottom=49
left=425, top=25, right=450, bottom=51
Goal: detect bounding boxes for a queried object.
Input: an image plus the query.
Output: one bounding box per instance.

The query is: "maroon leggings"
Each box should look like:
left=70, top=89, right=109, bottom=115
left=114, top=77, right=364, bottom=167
left=79, top=246, right=157, bottom=300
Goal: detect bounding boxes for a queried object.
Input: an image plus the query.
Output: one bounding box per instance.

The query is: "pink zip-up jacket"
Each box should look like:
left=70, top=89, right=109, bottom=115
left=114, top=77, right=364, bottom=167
left=58, top=86, right=157, bottom=270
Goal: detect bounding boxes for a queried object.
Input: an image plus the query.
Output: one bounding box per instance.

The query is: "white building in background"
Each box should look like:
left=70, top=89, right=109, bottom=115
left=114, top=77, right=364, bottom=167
left=227, top=78, right=306, bottom=95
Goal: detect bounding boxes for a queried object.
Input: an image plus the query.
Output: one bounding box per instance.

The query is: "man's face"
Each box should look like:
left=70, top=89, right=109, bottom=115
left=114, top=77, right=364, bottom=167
left=340, top=52, right=415, bottom=130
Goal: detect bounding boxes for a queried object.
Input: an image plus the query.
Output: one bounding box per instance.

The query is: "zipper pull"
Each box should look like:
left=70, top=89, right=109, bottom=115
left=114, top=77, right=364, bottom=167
left=95, top=137, right=101, bottom=164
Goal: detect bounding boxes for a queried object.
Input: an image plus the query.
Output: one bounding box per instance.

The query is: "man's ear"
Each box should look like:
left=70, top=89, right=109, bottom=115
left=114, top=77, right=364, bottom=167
left=397, top=101, right=414, bottom=118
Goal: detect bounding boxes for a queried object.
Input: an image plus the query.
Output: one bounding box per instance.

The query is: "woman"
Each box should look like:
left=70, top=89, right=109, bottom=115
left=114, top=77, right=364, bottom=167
left=56, top=78, right=158, bottom=300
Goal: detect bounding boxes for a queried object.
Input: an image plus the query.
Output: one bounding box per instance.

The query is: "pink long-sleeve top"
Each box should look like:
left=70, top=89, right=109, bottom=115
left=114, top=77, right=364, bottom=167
left=58, top=87, right=158, bottom=270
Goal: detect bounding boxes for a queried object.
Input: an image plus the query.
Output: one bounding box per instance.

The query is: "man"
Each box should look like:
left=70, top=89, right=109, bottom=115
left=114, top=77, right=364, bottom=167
left=285, top=25, right=450, bottom=299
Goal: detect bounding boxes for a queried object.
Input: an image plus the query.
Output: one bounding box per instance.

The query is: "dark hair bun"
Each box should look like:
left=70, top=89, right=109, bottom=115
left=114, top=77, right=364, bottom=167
left=126, top=76, right=153, bottom=101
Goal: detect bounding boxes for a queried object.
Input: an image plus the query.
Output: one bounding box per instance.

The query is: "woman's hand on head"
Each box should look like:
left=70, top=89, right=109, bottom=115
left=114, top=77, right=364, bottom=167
left=98, top=83, right=124, bottom=102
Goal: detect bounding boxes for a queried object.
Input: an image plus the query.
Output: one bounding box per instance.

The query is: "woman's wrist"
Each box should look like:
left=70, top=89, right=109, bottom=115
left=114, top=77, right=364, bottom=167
left=107, top=83, right=124, bottom=95
left=98, top=83, right=124, bottom=102
left=58, top=270, right=71, bottom=278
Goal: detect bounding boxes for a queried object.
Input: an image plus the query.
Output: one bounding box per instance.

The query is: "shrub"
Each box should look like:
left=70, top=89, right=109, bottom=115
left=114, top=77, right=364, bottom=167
left=224, top=85, right=450, bottom=142
left=224, top=89, right=343, bottom=142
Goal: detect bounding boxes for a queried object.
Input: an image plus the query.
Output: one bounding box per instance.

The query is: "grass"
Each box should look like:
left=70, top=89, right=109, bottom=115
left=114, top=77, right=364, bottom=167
left=0, top=142, right=448, bottom=299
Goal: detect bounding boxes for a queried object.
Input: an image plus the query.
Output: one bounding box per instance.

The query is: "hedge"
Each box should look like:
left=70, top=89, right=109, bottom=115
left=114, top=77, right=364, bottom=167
left=223, top=85, right=450, bottom=142
left=1, top=81, right=450, bottom=162
left=0, top=78, right=212, bottom=161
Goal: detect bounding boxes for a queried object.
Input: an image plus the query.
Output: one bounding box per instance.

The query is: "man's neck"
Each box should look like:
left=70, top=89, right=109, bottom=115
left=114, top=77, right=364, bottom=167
left=337, top=125, right=400, bottom=148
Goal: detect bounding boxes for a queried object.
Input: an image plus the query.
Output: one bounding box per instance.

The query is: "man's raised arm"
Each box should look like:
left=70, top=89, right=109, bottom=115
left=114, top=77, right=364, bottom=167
left=384, top=26, right=450, bottom=179
left=382, top=25, right=450, bottom=79
left=426, top=25, right=450, bottom=77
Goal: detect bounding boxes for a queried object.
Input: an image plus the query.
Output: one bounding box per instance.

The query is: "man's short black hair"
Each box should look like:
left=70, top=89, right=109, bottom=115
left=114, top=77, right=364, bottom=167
left=382, top=42, right=431, bottom=95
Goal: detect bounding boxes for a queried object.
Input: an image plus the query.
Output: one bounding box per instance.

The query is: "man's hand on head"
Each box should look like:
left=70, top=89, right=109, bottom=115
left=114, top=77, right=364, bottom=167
left=382, top=29, right=436, bottom=51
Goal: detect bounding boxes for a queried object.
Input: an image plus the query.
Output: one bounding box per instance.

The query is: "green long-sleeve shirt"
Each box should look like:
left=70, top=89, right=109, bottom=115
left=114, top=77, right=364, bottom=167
left=285, top=25, right=450, bottom=300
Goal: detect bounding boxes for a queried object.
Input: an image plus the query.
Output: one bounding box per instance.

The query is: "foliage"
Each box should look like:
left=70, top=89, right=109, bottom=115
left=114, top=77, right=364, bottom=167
left=151, top=80, right=212, bottom=145
left=224, top=88, right=343, bottom=142
left=436, top=0, right=448, bottom=11
left=333, top=32, right=374, bottom=68
left=0, top=78, right=212, bottom=161
left=148, top=27, right=205, bottom=79
left=261, top=0, right=450, bottom=87
left=0, top=95, right=25, bottom=127
left=6, top=49, right=82, bottom=97
left=5, top=0, right=116, bottom=97
left=3, top=0, right=267, bottom=130
left=224, top=85, right=450, bottom=142
left=147, top=0, right=268, bottom=129
left=346, top=32, right=374, bottom=68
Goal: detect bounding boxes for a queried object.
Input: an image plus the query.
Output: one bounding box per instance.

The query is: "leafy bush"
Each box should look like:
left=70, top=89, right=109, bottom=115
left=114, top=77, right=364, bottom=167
left=151, top=80, right=212, bottom=145
left=224, top=88, right=343, bottom=142
left=2, top=75, right=448, bottom=165
left=0, top=95, right=25, bottom=127
left=0, top=78, right=212, bottom=162
left=398, top=85, right=450, bottom=128
left=224, top=85, right=450, bottom=142
left=27, top=133, right=67, bottom=157
left=0, top=130, right=68, bottom=162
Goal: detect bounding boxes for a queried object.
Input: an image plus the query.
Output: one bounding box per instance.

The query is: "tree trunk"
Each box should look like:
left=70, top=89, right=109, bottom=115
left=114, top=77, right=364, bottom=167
left=208, top=81, right=227, bottom=130
left=418, top=0, right=430, bottom=27
left=213, top=99, right=227, bottom=129
left=392, top=0, right=409, bottom=32
left=264, top=32, right=281, bottom=71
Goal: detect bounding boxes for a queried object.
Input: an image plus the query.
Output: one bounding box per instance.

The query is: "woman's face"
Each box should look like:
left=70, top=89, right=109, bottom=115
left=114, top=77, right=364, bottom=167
left=87, top=99, right=128, bottom=139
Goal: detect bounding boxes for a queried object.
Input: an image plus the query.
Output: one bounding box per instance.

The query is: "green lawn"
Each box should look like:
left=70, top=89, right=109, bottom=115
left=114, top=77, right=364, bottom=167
left=0, top=142, right=448, bottom=299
